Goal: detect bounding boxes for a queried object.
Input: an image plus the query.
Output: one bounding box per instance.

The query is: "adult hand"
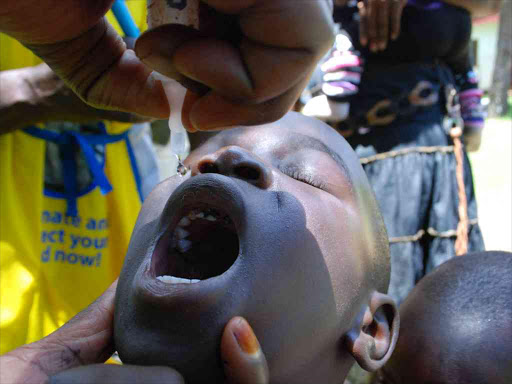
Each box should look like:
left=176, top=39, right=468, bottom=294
left=0, top=1, right=161, bottom=118
left=50, top=317, right=269, bottom=384
left=358, top=0, right=407, bottom=52
left=0, top=63, right=148, bottom=134
left=136, top=0, right=335, bottom=131
left=31, top=63, right=149, bottom=123
left=39, top=64, right=149, bottom=121
left=0, top=0, right=334, bottom=132
left=0, top=280, right=118, bottom=384
left=0, top=280, right=269, bottom=384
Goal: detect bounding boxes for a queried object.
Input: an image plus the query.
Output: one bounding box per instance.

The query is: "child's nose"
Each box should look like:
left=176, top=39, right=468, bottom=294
left=197, top=146, right=273, bottom=189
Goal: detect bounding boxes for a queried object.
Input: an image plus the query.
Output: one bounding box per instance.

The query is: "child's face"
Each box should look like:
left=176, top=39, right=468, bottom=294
left=114, top=113, right=380, bottom=383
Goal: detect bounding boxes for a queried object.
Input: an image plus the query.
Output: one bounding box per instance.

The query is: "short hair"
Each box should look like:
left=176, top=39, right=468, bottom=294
left=385, top=251, right=512, bottom=384
left=419, top=251, right=512, bottom=324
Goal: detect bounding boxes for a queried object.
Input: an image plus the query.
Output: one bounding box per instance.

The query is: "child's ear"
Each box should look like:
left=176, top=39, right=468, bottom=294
left=344, top=292, right=399, bottom=372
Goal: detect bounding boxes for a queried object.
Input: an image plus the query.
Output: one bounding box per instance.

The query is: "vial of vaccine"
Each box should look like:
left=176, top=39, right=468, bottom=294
left=147, top=0, right=200, bottom=29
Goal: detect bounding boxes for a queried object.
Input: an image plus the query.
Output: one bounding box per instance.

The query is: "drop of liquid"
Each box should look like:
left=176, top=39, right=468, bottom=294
left=154, top=73, right=190, bottom=176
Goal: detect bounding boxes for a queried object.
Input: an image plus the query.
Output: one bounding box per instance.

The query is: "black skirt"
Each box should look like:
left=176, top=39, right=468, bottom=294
left=348, top=117, right=484, bottom=305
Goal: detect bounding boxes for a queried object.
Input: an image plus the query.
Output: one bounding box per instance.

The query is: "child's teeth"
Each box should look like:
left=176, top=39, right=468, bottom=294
left=157, top=276, right=201, bottom=284
left=178, top=217, right=191, bottom=227
left=184, top=210, right=220, bottom=221
left=177, top=239, right=192, bottom=253
left=175, top=227, right=190, bottom=239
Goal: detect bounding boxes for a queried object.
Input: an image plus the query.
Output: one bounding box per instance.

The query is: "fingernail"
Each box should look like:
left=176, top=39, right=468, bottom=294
left=135, top=43, right=152, bottom=61
left=140, top=54, right=181, bottom=81
left=232, top=318, right=260, bottom=355
left=379, top=42, right=387, bottom=51
left=360, top=38, right=367, bottom=46
left=139, top=54, right=169, bottom=72
left=370, top=43, right=378, bottom=52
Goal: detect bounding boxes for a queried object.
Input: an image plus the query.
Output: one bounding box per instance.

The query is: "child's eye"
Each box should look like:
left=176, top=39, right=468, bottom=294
left=283, top=168, right=326, bottom=190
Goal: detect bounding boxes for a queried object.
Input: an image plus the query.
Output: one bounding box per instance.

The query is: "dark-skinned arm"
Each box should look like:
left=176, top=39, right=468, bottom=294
left=0, top=36, right=146, bottom=136
left=0, top=64, right=146, bottom=135
left=348, top=0, right=408, bottom=52
left=350, top=0, right=501, bottom=53
left=1, top=0, right=335, bottom=131
left=0, top=281, right=269, bottom=384
left=0, top=66, right=42, bottom=135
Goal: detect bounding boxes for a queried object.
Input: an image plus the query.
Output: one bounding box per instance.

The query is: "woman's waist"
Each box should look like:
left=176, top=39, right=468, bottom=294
left=361, top=59, right=451, bottom=82
left=349, top=89, right=445, bottom=129
left=347, top=119, right=452, bottom=155
left=349, top=61, right=452, bottom=127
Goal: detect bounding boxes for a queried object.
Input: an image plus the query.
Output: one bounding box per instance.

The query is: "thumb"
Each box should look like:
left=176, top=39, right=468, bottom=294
left=26, top=21, right=169, bottom=120
left=221, top=317, right=269, bottom=384
left=1, top=280, right=119, bottom=384
left=52, top=278, right=118, bottom=365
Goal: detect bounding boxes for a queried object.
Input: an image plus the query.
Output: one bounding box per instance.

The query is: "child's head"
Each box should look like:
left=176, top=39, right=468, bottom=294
left=114, top=112, right=398, bottom=383
left=381, top=251, right=512, bottom=384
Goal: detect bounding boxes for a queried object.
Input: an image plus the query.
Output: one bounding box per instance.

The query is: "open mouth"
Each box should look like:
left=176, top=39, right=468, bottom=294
left=152, top=205, right=240, bottom=284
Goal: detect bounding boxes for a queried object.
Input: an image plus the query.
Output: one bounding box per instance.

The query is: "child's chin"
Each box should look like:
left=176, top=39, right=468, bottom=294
left=122, top=347, right=225, bottom=384
left=115, top=323, right=228, bottom=383
left=177, top=359, right=225, bottom=384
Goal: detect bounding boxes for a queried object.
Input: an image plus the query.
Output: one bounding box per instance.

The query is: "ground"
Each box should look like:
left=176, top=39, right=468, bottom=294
left=469, top=116, right=512, bottom=252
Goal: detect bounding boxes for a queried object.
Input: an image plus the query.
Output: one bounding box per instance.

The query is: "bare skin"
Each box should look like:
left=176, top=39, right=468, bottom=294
left=0, top=281, right=119, bottom=384
left=114, top=112, right=399, bottom=383
left=0, top=37, right=144, bottom=134
left=0, top=114, right=398, bottom=384
left=0, top=113, right=398, bottom=384
left=354, top=0, right=500, bottom=53
left=381, top=252, right=512, bottom=384
left=358, top=0, right=407, bottom=52
left=0, top=64, right=147, bottom=134
left=0, top=0, right=334, bottom=131
left=0, top=281, right=269, bottom=384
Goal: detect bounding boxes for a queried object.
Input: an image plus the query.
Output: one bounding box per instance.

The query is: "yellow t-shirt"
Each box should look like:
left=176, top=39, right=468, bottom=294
left=0, top=2, right=148, bottom=354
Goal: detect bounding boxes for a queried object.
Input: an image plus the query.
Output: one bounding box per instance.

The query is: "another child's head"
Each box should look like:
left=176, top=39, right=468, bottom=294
left=381, top=251, right=512, bottom=384
left=114, top=112, right=399, bottom=383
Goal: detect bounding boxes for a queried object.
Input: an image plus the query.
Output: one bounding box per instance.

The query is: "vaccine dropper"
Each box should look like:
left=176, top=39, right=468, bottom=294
left=148, top=0, right=200, bottom=176
left=155, top=75, right=189, bottom=175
